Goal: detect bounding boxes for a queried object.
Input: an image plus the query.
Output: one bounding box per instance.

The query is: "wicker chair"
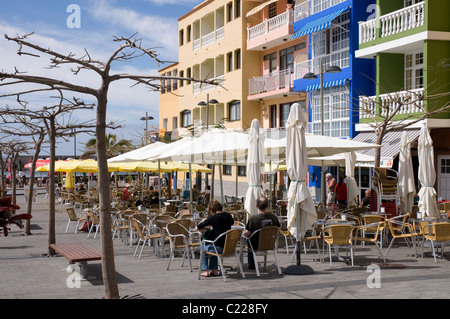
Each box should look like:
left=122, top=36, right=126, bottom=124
left=166, top=222, right=201, bottom=272
left=198, top=228, right=245, bottom=282
left=245, top=226, right=282, bottom=277
left=65, top=207, right=86, bottom=234
left=323, top=224, right=355, bottom=268
left=422, top=223, right=450, bottom=262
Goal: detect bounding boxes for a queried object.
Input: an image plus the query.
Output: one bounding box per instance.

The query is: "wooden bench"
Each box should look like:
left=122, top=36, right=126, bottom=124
left=50, top=243, right=101, bottom=280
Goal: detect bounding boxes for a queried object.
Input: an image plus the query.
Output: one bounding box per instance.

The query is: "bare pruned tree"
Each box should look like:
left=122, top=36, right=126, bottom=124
left=353, top=58, right=450, bottom=168
left=0, top=96, right=98, bottom=239
left=0, top=32, right=220, bottom=299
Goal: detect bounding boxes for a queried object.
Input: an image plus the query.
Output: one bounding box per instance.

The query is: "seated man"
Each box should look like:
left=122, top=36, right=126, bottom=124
left=244, top=196, right=280, bottom=270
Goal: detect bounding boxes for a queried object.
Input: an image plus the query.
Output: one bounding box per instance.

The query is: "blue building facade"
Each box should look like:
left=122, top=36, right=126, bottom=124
left=291, top=0, right=376, bottom=197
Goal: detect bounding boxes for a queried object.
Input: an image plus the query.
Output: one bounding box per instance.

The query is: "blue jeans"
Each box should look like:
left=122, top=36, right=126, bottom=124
left=201, top=243, right=223, bottom=271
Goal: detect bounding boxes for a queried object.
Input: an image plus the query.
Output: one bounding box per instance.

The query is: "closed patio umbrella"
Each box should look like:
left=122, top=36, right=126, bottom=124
left=344, top=151, right=358, bottom=208
left=398, top=131, right=415, bottom=214
left=244, top=119, right=265, bottom=216
left=418, top=124, right=438, bottom=217
left=284, top=103, right=316, bottom=275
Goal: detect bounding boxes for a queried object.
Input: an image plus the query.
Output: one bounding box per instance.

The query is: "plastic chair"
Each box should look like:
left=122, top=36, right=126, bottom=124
left=131, top=218, right=162, bottom=259
left=87, top=209, right=100, bottom=239
left=65, top=207, right=86, bottom=234
left=166, top=222, right=201, bottom=271
left=384, top=218, right=419, bottom=259
left=111, top=211, right=130, bottom=243
left=246, top=226, right=282, bottom=277
left=362, top=215, right=384, bottom=247
left=422, top=223, right=450, bottom=262
left=198, top=228, right=245, bottom=282
left=353, top=221, right=386, bottom=263
left=323, top=224, right=355, bottom=268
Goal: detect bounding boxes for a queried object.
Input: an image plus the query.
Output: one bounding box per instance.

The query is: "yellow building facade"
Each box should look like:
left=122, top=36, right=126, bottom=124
left=159, top=0, right=309, bottom=198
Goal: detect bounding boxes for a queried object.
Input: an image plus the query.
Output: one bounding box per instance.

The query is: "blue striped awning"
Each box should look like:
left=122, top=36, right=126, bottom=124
left=306, top=78, right=350, bottom=92
left=353, top=129, right=421, bottom=159
left=291, top=6, right=351, bottom=39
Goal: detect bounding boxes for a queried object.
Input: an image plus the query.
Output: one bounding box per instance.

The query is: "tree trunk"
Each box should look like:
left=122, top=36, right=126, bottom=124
left=96, top=83, right=120, bottom=299
left=24, top=135, right=44, bottom=235
left=47, top=121, right=56, bottom=256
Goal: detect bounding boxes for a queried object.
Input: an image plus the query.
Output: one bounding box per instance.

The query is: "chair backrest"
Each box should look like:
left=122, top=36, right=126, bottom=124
left=167, top=222, right=189, bottom=246
left=87, top=210, right=99, bottom=224
left=166, top=204, right=177, bottom=213
left=131, top=218, right=145, bottom=239
left=221, top=228, right=243, bottom=256
left=327, top=225, right=353, bottom=245
left=175, top=218, right=192, bottom=230
left=434, top=223, right=450, bottom=241
left=132, top=213, right=149, bottom=225
left=364, top=215, right=382, bottom=232
left=256, top=226, right=280, bottom=251
left=67, top=207, right=78, bottom=221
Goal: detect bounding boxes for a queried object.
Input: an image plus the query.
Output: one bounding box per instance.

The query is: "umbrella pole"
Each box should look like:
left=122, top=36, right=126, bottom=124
left=284, top=204, right=314, bottom=275
left=158, top=160, right=162, bottom=211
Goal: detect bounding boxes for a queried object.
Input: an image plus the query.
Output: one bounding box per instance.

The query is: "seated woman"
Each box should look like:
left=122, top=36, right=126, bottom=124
left=195, top=200, right=234, bottom=277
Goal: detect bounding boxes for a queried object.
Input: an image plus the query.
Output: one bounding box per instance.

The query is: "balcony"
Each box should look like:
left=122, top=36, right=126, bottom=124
left=359, top=2, right=425, bottom=46
left=193, top=26, right=225, bottom=51
left=359, top=88, right=424, bottom=120
left=247, top=9, right=295, bottom=51
left=248, top=69, right=294, bottom=99
left=193, top=75, right=225, bottom=95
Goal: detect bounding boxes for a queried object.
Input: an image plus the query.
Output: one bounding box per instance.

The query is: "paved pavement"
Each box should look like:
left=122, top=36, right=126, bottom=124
left=1, top=193, right=449, bottom=303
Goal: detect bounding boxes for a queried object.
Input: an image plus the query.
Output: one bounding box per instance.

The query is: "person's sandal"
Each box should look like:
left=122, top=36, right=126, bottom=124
left=209, top=270, right=220, bottom=276
left=200, top=271, right=210, bottom=277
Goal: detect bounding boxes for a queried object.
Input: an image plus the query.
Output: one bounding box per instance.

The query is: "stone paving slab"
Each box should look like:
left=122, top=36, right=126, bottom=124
left=1, top=193, right=449, bottom=304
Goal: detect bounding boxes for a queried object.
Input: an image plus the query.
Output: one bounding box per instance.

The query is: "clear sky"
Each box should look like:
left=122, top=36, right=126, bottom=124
left=0, top=0, right=203, bottom=157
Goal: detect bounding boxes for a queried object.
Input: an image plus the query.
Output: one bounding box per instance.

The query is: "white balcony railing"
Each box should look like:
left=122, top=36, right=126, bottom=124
left=249, top=69, right=292, bottom=96
left=247, top=9, right=294, bottom=41
left=359, top=1, right=425, bottom=45
left=359, top=88, right=424, bottom=119
left=193, top=26, right=225, bottom=51
left=193, top=75, right=225, bottom=95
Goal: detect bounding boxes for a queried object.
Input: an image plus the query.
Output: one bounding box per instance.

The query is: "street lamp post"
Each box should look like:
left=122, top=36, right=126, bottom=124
left=140, top=112, right=154, bottom=145
left=303, top=58, right=342, bottom=204
left=198, top=93, right=219, bottom=132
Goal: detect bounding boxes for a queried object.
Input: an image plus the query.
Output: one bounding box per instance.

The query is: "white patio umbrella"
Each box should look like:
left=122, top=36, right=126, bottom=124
left=418, top=124, right=439, bottom=217
left=398, top=131, right=416, bottom=214
left=344, top=152, right=359, bottom=208
left=244, top=119, right=265, bottom=216
left=284, top=103, right=316, bottom=275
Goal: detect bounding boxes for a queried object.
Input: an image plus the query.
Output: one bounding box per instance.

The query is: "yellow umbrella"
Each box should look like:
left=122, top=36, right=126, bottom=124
left=109, top=161, right=172, bottom=173
left=64, top=171, right=75, bottom=189
left=36, top=160, right=71, bottom=172
left=265, top=163, right=287, bottom=173
left=165, top=162, right=212, bottom=173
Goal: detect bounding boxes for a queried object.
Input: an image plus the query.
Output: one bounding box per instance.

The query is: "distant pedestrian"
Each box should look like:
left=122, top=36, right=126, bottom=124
left=335, top=174, right=347, bottom=207
left=326, top=173, right=336, bottom=207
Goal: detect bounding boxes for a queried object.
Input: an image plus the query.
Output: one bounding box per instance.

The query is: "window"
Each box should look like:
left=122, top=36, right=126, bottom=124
left=227, top=2, right=233, bottom=22
left=161, top=73, right=166, bottom=94
left=270, top=105, right=277, bottom=128
left=166, top=71, right=171, bottom=92
left=172, top=69, right=178, bottom=91
left=405, top=51, right=424, bottom=90
left=187, top=25, right=191, bottom=42
left=237, top=165, right=246, bottom=176
left=187, top=67, right=191, bottom=85
left=181, top=110, right=191, bottom=127
left=223, top=165, right=232, bottom=175
left=229, top=100, right=241, bottom=121
left=404, top=0, right=423, bottom=7
left=264, top=52, right=277, bottom=74
left=311, top=0, right=345, bottom=14
left=235, top=49, right=241, bottom=70
left=163, top=118, right=168, bottom=130
left=235, top=0, right=241, bottom=18
left=179, top=29, right=184, bottom=46
left=172, top=117, right=178, bottom=130
left=179, top=70, right=184, bottom=88
left=310, top=85, right=350, bottom=137
left=280, top=103, right=291, bottom=128
left=227, top=52, right=233, bottom=72
left=268, top=2, right=277, bottom=18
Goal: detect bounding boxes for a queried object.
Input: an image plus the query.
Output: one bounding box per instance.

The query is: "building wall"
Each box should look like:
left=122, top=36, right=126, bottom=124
left=159, top=63, right=180, bottom=134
